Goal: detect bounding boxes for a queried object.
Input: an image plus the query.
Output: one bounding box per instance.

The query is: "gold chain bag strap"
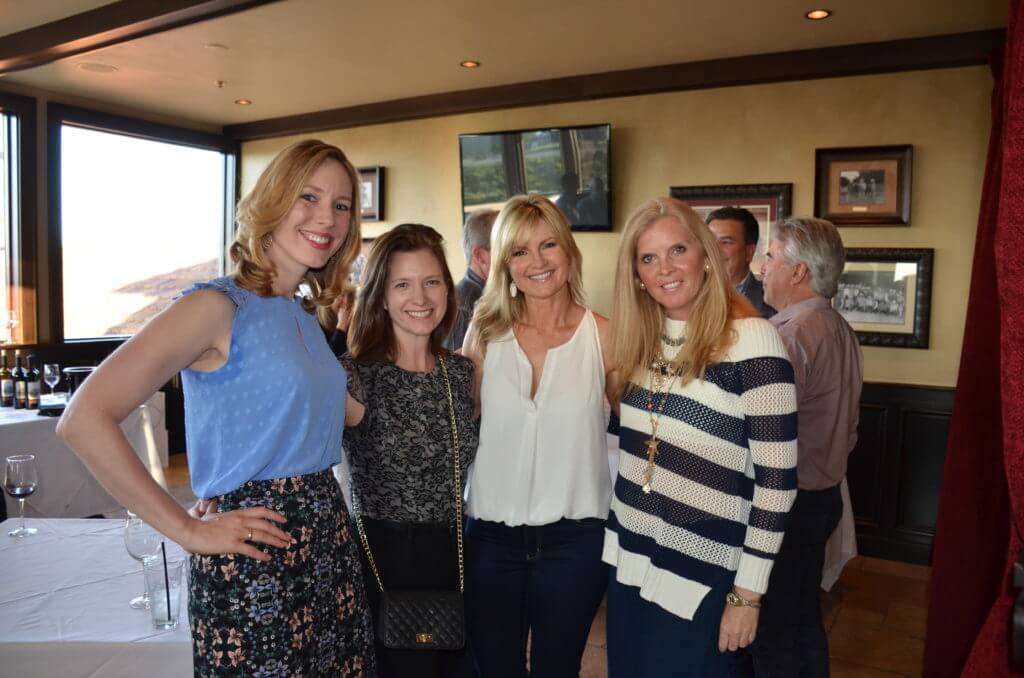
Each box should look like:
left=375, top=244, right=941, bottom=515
left=352, top=353, right=466, bottom=650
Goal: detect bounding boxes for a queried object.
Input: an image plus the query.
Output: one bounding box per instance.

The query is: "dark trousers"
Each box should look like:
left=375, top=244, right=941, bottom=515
left=606, top=570, right=741, bottom=678
left=465, top=517, right=608, bottom=678
left=358, top=517, right=475, bottom=678
left=748, top=484, right=843, bottom=678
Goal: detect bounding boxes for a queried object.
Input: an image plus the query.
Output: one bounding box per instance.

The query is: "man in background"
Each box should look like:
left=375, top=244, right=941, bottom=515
left=751, top=216, right=863, bottom=677
left=445, top=208, right=498, bottom=351
left=707, top=206, right=775, bottom=318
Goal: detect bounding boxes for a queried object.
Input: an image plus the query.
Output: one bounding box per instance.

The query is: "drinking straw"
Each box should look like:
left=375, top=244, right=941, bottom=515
left=160, top=541, right=171, bottom=622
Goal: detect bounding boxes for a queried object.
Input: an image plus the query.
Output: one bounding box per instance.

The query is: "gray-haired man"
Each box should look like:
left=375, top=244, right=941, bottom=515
left=750, top=216, right=863, bottom=677
left=444, top=208, right=498, bottom=351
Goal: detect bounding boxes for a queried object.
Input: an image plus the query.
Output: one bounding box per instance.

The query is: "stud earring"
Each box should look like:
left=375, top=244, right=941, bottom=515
left=639, top=281, right=646, bottom=290
left=261, top=233, right=274, bottom=250
left=509, top=281, right=518, bottom=298
left=704, top=261, right=710, bottom=272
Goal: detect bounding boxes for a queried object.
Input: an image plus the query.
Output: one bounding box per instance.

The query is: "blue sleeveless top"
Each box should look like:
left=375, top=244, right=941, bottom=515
left=179, top=276, right=347, bottom=498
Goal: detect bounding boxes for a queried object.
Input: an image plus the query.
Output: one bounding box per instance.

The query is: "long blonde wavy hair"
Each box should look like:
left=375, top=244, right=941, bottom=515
left=231, top=139, right=362, bottom=330
left=610, top=197, right=755, bottom=390
left=470, top=194, right=585, bottom=354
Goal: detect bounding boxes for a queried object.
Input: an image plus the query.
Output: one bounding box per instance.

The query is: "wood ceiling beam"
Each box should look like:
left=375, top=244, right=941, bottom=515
left=225, top=29, right=1005, bottom=141
left=0, top=0, right=284, bottom=75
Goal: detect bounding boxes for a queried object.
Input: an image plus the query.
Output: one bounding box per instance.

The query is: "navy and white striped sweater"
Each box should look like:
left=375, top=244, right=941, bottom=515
left=602, top=317, right=798, bottom=620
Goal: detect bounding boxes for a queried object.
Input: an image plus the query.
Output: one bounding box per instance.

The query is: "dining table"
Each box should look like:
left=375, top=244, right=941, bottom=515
left=1, top=392, right=168, bottom=519
left=0, top=518, right=192, bottom=677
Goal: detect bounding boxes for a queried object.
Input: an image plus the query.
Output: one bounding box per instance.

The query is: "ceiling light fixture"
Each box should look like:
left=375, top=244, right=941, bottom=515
left=805, top=9, right=832, bottom=20
left=234, top=99, right=253, bottom=106
left=78, top=62, right=118, bottom=73
left=460, top=60, right=481, bottom=69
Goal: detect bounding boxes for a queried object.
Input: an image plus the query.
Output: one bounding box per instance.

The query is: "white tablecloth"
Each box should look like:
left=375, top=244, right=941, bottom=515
left=1, top=392, right=168, bottom=519
left=0, top=518, right=192, bottom=677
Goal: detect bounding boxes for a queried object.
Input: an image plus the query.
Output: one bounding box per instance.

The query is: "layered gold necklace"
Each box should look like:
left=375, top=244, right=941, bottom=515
left=641, top=335, right=685, bottom=493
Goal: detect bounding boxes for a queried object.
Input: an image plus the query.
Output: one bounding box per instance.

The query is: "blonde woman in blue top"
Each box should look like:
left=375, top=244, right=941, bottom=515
left=58, top=140, right=376, bottom=676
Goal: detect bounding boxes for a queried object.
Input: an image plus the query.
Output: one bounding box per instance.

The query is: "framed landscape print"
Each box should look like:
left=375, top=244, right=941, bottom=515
left=358, top=166, right=384, bottom=221
left=669, top=183, right=792, bottom=273
left=834, top=248, right=933, bottom=348
left=815, top=146, right=912, bottom=225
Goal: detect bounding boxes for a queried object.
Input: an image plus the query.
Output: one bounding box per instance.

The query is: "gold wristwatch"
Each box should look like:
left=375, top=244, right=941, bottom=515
left=725, top=590, right=761, bottom=609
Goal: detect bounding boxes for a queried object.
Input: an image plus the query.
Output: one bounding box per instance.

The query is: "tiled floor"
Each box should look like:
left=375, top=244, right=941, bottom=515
left=580, top=555, right=929, bottom=678
left=167, top=455, right=930, bottom=677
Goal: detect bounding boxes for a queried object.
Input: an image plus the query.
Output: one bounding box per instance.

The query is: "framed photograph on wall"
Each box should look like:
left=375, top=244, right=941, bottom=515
left=834, top=248, right=933, bottom=348
left=815, top=145, right=912, bottom=225
left=669, top=183, right=792, bottom=273
left=358, top=166, right=384, bottom=221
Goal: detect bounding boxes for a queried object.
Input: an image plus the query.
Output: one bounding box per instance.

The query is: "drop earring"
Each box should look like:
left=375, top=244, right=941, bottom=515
left=509, top=281, right=518, bottom=298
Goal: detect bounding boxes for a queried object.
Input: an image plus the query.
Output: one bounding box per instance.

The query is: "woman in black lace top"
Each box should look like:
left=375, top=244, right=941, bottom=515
left=342, top=224, right=478, bottom=678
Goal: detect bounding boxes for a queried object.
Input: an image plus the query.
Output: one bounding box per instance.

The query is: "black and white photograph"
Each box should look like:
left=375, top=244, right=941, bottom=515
left=839, top=170, right=887, bottom=205
left=836, top=269, right=906, bottom=324
left=835, top=248, right=934, bottom=349
left=358, top=166, right=384, bottom=221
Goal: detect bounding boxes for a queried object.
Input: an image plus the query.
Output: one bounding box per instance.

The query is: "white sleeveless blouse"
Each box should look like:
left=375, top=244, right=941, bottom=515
left=467, top=310, right=612, bottom=526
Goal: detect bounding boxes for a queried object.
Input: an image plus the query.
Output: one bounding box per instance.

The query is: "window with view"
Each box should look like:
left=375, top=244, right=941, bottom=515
left=60, top=125, right=230, bottom=340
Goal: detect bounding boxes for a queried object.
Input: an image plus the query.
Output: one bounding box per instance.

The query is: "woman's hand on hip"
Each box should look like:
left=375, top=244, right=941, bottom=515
left=180, top=506, right=291, bottom=561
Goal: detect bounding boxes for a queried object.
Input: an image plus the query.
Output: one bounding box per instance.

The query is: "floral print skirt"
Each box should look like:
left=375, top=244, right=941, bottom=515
left=189, top=468, right=376, bottom=677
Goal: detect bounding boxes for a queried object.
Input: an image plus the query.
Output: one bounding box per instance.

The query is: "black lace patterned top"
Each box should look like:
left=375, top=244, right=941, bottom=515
left=341, top=352, right=478, bottom=523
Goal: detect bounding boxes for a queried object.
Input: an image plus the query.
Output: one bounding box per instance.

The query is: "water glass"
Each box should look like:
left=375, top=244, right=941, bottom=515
left=144, top=557, right=183, bottom=630
left=124, top=512, right=161, bottom=608
left=4, top=454, right=38, bottom=538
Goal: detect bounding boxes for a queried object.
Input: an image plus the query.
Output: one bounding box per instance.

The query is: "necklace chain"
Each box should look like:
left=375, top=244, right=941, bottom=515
left=642, top=353, right=681, bottom=494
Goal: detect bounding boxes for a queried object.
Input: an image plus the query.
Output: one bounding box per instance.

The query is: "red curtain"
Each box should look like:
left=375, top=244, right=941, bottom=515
left=924, top=2, right=1024, bottom=675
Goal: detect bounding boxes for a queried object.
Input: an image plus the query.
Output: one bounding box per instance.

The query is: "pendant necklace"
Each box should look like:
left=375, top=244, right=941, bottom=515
left=642, top=335, right=685, bottom=493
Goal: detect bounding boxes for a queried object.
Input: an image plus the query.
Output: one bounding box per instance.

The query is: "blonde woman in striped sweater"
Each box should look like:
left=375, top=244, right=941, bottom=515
left=603, top=197, right=798, bottom=677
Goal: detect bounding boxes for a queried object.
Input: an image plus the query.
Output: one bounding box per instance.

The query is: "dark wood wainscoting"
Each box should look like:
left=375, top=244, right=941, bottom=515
left=848, top=382, right=955, bottom=565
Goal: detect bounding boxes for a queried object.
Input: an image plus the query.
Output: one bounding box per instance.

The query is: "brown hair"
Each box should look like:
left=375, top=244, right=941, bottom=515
left=610, top=197, right=756, bottom=391
left=230, top=139, right=361, bottom=329
left=347, top=224, right=457, bottom=362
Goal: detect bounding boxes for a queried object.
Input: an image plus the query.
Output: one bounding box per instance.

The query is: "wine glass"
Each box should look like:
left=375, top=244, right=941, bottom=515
left=43, top=364, right=60, bottom=398
left=4, top=454, right=38, bottom=538
left=4, top=310, right=18, bottom=344
left=124, top=512, right=161, bottom=609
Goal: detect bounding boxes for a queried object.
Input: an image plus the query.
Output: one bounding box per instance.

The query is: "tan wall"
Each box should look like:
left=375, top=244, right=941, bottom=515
left=242, top=66, right=992, bottom=388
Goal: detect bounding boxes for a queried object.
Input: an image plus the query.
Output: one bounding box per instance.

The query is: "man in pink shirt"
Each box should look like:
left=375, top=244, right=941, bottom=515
left=750, top=216, right=863, bottom=677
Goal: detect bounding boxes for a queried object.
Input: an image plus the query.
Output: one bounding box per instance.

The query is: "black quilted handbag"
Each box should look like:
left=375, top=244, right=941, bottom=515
left=353, top=354, right=467, bottom=651
left=376, top=588, right=465, bottom=650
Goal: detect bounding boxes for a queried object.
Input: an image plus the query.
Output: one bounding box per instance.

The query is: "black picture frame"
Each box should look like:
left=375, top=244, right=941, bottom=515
left=815, top=145, right=912, bottom=225
left=834, top=248, right=933, bottom=349
left=358, top=166, right=384, bottom=221
left=669, top=183, right=792, bottom=273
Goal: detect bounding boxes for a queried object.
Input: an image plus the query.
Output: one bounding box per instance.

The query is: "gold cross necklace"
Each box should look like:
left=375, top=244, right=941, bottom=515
left=641, top=346, right=683, bottom=493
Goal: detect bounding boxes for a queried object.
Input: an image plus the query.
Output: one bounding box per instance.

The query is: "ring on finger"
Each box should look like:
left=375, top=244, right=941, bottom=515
left=246, top=530, right=253, bottom=541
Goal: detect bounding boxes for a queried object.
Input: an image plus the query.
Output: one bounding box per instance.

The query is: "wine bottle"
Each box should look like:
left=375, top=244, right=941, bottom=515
left=12, top=350, right=25, bottom=409
left=26, top=355, right=40, bottom=410
left=0, top=349, right=12, bottom=408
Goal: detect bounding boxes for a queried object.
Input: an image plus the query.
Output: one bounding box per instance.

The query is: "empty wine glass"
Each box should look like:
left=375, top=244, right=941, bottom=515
left=4, top=454, right=38, bottom=538
left=124, top=512, right=161, bottom=609
left=4, top=310, right=18, bottom=344
left=43, top=364, right=60, bottom=398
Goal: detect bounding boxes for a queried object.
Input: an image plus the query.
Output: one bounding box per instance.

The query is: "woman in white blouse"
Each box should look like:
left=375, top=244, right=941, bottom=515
left=462, top=194, right=619, bottom=678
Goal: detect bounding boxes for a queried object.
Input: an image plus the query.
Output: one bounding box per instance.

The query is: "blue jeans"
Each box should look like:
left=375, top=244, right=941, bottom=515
left=465, top=517, right=608, bottom=678
left=607, top=569, right=741, bottom=678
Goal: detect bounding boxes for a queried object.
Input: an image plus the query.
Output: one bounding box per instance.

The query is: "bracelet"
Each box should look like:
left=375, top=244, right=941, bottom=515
left=725, top=589, right=762, bottom=609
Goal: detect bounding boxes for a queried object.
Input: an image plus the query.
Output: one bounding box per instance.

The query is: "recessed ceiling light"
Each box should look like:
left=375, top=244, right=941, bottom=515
left=460, top=60, right=481, bottom=69
left=78, top=62, right=118, bottom=73
left=234, top=99, right=253, bottom=106
left=805, top=9, right=832, bottom=20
